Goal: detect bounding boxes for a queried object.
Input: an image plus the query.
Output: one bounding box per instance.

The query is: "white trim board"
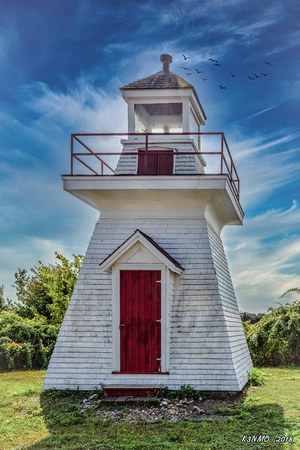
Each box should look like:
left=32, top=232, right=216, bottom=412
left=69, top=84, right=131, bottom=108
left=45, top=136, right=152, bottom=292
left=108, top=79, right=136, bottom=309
left=100, top=229, right=184, bottom=275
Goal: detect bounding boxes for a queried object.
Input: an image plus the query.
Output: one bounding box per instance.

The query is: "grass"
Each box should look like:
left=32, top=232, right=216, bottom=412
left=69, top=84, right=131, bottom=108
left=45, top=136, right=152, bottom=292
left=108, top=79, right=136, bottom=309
left=0, top=367, right=299, bottom=449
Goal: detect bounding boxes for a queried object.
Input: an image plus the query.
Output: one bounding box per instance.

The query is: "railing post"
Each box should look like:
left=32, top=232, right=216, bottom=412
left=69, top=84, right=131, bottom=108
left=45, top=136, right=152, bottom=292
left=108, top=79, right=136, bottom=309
left=145, top=133, right=148, bottom=153
left=71, top=134, right=74, bottom=175
left=221, top=133, right=224, bottom=174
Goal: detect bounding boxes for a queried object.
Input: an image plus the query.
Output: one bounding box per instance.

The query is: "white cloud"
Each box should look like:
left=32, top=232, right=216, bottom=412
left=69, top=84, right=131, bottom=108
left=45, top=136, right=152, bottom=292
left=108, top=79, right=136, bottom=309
left=228, top=130, right=300, bottom=208
left=223, top=202, right=300, bottom=312
left=244, top=103, right=283, bottom=120
left=22, top=76, right=127, bottom=134
left=31, top=238, right=74, bottom=264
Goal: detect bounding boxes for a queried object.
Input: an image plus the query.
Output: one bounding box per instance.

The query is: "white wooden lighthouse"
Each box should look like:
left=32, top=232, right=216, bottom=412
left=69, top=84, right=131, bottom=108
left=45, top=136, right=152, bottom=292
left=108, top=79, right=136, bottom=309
left=43, top=54, right=252, bottom=393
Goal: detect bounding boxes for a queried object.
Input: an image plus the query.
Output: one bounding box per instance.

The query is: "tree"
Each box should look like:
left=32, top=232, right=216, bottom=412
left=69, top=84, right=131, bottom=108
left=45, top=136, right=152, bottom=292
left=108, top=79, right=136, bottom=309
left=40, top=253, right=83, bottom=325
left=12, top=253, right=83, bottom=325
left=0, top=285, right=14, bottom=312
left=12, top=268, right=52, bottom=319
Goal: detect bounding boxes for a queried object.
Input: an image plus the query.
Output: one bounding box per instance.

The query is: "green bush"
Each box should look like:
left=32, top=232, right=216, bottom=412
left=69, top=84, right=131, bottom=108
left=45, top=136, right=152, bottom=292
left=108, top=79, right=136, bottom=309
left=244, top=298, right=300, bottom=366
left=0, top=253, right=82, bottom=372
left=0, top=311, right=59, bottom=372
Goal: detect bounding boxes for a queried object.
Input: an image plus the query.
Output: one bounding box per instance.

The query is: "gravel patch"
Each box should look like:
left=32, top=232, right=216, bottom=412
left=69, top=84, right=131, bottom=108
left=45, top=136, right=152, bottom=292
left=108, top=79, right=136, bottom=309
left=78, top=394, right=237, bottom=423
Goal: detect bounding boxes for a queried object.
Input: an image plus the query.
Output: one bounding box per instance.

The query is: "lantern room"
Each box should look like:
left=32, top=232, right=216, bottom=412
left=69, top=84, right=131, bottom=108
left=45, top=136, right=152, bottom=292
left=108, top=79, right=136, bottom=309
left=122, top=54, right=206, bottom=136
left=115, top=54, right=207, bottom=176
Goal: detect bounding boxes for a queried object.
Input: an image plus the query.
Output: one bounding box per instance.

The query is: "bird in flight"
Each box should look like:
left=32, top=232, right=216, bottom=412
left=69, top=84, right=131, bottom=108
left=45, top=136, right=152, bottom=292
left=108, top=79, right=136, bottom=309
left=185, top=72, right=192, bottom=76
left=248, top=76, right=255, bottom=80
left=182, top=54, right=190, bottom=60
left=254, top=73, right=261, bottom=78
left=201, top=77, right=208, bottom=81
left=218, top=85, right=226, bottom=89
left=209, top=58, right=218, bottom=63
left=265, top=61, right=272, bottom=65
left=181, top=66, right=191, bottom=70
left=214, top=62, right=221, bottom=67
left=230, top=72, right=236, bottom=77
left=195, top=69, right=203, bottom=73
left=261, top=72, right=270, bottom=76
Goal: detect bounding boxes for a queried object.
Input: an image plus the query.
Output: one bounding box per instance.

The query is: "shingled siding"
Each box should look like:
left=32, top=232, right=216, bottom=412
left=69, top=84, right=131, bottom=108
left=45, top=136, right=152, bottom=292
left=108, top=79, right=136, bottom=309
left=114, top=147, right=204, bottom=175
left=207, top=223, right=253, bottom=389
left=43, top=218, right=249, bottom=391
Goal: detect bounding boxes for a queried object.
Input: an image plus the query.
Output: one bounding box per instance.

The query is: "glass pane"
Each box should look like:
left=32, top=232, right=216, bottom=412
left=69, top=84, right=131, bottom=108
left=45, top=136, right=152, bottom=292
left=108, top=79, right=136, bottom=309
left=134, top=103, right=182, bottom=133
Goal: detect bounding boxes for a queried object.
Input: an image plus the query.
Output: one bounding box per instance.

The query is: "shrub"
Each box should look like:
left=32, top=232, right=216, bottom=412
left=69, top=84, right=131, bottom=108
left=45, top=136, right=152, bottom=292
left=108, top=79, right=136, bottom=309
left=245, top=298, right=300, bottom=366
left=0, top=311, right=59, bottom=372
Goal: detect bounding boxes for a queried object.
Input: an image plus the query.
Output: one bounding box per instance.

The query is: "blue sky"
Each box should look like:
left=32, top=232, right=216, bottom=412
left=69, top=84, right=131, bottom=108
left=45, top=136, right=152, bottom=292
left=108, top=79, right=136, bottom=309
left=1, top=0, right=299, bottom=312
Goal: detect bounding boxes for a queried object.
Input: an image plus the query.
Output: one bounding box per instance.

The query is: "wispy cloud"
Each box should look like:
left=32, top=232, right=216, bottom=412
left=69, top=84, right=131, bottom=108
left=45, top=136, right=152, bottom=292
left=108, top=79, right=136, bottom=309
left=224, top=201, right=300, bottom=312
left=21, top=76, right=126, bottom=132
left=226, top=129, right=300, bottom=208
left=0, top=21, right=18, bottom=67
left=243, top=103, right=283, bottom=120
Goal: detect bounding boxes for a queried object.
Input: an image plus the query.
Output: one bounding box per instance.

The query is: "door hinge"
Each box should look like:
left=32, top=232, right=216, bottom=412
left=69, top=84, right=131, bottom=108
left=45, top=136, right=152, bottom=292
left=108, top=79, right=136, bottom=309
left=156, top=319, right=161, bottom=323
left=156, top=280, right=162, bottom=283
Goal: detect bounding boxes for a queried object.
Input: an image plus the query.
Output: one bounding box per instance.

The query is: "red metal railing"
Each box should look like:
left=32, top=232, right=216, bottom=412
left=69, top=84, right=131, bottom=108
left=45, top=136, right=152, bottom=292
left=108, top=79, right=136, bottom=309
left=70, top=132, right=240, bottom=200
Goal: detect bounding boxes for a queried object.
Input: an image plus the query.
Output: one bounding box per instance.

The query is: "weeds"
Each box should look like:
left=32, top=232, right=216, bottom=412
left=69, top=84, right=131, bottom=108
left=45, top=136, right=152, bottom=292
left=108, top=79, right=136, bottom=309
left=248, top=367, right=266, bottom=386
left=157, top=384, right=201, bottom=400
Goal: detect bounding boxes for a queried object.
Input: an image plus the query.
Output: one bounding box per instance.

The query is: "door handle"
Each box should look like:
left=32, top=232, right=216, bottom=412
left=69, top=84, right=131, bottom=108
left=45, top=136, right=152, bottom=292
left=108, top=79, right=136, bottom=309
left=119, top=324, right=125, bottom=330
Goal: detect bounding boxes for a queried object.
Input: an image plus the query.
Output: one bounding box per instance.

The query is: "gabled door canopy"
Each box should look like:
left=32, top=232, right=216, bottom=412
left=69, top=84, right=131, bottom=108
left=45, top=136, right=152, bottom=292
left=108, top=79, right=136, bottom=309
left=100, top=229, right=184, bottom=274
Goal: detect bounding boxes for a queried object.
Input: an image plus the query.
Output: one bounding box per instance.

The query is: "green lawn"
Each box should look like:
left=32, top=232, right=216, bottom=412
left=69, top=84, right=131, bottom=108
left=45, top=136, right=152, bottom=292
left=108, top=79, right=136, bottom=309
left=0, top=367, right=299, bottom=449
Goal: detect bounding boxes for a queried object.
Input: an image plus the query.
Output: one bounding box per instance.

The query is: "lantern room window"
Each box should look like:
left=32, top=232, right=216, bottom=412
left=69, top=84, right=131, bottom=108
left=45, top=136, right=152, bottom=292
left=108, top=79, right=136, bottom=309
left=134, top=103, right=182, bottom=133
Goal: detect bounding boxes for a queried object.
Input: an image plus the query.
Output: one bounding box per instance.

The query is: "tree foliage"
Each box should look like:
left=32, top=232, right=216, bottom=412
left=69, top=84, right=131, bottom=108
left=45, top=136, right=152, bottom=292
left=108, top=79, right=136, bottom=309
left=240, top=311, right=264, bottom=324
left=8, top=252, right=83, bottom=325
left=38, top=253, right=83, bottom=325
left=0, top=311, right=59, bottom=371
left=244, top=292, right=300, bottom=366
left=0, top=253, right=83, bottom=372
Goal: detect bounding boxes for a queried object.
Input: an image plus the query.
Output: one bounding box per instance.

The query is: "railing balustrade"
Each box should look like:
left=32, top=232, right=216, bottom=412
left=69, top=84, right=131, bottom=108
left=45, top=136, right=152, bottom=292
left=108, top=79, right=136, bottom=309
left=69, top=132, right=240, bottom=200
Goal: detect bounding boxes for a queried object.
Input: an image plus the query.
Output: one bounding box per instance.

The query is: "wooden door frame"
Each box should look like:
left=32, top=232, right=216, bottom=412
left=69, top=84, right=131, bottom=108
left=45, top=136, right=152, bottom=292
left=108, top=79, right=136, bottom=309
left=111, top=263, right=170, bottom=374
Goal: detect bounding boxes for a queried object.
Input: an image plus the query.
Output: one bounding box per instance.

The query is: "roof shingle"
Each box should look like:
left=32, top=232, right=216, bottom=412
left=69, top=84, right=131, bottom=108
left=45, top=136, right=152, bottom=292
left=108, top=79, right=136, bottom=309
left=120, top=70, right=193, bottom=90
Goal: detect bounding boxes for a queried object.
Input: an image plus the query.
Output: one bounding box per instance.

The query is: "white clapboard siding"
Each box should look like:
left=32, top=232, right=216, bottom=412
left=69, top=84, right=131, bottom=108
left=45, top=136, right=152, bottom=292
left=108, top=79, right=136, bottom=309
left=207, top=222, right=253, bottom=389
left=43, top=217, right=252, bottom=391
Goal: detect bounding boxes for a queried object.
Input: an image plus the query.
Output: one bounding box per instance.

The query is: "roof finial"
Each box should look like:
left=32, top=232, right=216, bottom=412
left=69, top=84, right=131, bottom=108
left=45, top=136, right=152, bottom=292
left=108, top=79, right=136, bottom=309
left=160, top=54, right=172, bottom=73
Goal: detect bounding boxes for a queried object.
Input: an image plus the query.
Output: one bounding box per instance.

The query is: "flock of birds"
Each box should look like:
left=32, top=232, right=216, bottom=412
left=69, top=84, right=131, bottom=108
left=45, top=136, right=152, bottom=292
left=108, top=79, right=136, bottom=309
left=180, top=54, right=272, bottom=90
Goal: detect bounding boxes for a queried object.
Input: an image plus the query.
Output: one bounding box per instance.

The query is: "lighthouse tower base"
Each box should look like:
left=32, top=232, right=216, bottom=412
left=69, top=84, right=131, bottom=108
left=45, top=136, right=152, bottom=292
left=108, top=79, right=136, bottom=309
left=43, top=210, right=252, bottom=392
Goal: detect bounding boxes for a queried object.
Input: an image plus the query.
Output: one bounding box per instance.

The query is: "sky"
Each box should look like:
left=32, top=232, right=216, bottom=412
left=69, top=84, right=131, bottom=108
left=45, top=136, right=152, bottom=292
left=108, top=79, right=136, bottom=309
left=0, top=0, right=300, bottom=313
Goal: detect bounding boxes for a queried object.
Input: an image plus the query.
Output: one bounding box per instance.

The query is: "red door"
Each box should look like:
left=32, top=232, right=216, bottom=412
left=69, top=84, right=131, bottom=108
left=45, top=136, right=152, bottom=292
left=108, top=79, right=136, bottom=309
left=137, top=150, right=173, bottom=175
left=120, top=270, right=161, bottom=373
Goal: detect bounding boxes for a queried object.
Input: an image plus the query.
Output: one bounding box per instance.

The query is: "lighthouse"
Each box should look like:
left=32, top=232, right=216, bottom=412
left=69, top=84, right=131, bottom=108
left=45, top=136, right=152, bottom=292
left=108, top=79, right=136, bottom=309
left=43, top=54, right=252, bottom=393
